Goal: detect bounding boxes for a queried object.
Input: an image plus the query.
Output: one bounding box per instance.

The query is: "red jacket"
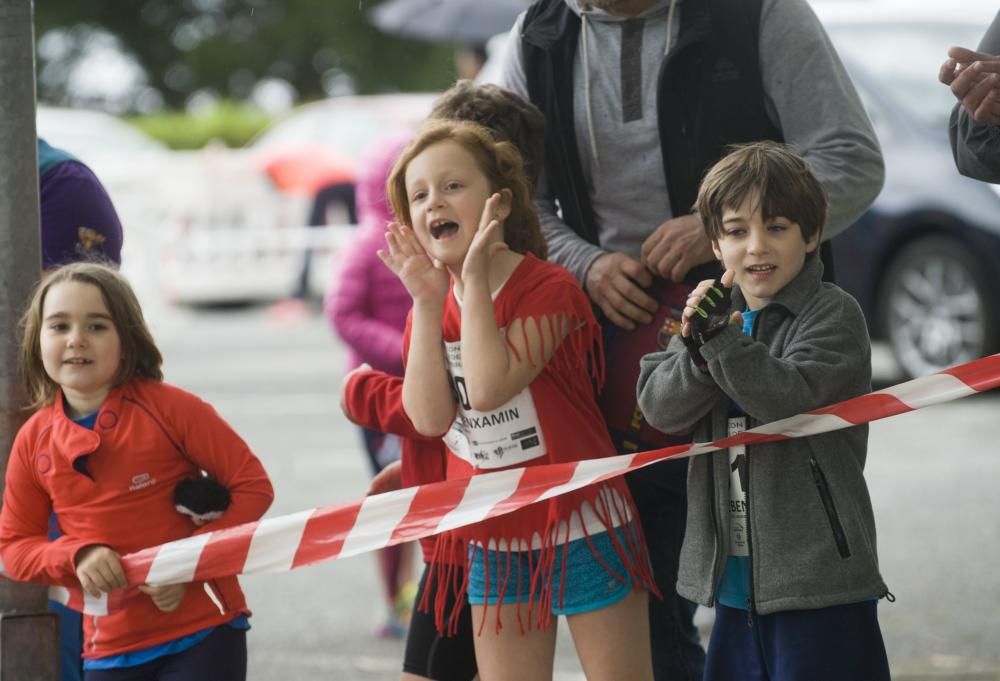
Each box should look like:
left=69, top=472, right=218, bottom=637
left=343, top=369, right=449, bottom=563
left=0, top=379, right=274, bottom=659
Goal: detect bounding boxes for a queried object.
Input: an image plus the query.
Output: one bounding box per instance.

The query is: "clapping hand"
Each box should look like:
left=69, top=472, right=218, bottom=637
left=461, top=193, right=509, bottom=284
left=680, top=271, right=743, bottom=370
left=378, top=222, right=450, bottom=304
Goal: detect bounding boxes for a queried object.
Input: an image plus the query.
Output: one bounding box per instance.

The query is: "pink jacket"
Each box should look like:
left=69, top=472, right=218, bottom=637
left=325, top=132, right=412, bottom=375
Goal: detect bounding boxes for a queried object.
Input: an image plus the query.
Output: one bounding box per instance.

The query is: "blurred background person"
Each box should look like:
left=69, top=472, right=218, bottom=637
left=39, top=137, right=123, bottom=275
left=325, top=130, right=417, bottom=639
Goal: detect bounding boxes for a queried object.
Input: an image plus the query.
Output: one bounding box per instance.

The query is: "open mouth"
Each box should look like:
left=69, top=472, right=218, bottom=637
left=746, top=264, right=776, bottom=275
left=429, top=219, right=459, bottom=240
left=64, top=358, right=93, bottom=366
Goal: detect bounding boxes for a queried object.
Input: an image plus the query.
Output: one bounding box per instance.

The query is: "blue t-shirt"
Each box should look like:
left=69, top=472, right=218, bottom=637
left=715, top=309, right=758, bottom=610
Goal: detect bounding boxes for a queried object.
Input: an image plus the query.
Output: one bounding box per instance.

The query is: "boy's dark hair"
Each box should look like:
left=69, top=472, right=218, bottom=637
left=696, top=141, right=827, bottom=256
left=387, top=119, right=547, bottom=260
left=429, top=80, right=546, bottom=190
left=20, top=262, right=163, bottom=409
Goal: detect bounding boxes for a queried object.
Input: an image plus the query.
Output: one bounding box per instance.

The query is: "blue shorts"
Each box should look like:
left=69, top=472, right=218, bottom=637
left=467, top=526, right=640, bottom=615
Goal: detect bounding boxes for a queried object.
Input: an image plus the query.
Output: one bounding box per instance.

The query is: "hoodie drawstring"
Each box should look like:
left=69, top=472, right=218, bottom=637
left=581, top=13, right=600, bottom=171
left=580, top=0, right=679, bottom=173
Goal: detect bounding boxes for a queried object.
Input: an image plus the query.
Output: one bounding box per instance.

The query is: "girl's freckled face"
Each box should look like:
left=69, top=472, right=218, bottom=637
left=404, top=140, right=493, bottom=268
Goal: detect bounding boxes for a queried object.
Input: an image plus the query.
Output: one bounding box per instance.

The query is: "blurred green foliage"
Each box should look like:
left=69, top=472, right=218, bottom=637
left=36, top=0, right=457, bottom=111
left=126, top=101, right=272, bottom=149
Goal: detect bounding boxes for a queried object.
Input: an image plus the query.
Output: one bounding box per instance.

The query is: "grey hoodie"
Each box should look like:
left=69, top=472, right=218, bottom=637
left=498, top=0, right=885, bottom=285
left=636, top=257, right=887, bottom=613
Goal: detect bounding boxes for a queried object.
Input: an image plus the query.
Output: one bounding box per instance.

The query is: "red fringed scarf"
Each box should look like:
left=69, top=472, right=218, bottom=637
left=414, top=253, right=657, bottom=635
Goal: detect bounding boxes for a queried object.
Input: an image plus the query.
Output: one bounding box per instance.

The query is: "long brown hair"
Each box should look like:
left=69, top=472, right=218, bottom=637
left=386, top=119, right=547, bottom=259
left=20, top=262, right=163, bottom=409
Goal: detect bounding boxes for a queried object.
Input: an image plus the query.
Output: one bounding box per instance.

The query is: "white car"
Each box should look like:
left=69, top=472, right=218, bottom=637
left=156, top=93, right=437, bottom=305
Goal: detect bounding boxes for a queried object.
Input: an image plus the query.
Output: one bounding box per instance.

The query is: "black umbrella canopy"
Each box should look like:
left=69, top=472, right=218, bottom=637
left=369, top=0, right=530, bottom=45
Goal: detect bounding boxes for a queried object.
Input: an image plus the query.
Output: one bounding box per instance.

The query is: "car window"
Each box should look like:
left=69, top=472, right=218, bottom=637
left=826, top=23, right=987, bottom=132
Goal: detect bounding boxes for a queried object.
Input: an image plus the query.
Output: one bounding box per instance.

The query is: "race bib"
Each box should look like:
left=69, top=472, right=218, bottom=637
left=727, top=415, right=748, bottom=556
left=441, top=339, right=547, bottom=469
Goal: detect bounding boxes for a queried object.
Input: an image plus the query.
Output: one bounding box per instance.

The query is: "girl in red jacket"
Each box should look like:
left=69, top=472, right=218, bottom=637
left=0, top=262, right=274, bottom=681
left=380, top=120, right=655, bottom=681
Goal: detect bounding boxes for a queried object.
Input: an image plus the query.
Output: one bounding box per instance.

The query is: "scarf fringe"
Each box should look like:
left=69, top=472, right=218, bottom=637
left=420, top=483, right=658, bottom=637
left=504, top=311, right=605, bottom=391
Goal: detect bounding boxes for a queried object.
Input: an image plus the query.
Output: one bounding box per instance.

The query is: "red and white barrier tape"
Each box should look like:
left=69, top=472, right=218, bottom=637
left=13, top=354, right=1000, bottom=614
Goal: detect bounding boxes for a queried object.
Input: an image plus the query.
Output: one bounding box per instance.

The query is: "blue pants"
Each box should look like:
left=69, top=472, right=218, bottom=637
left=83, top=626, right=247, bottom=681
left=627, top=466, right=705, bottom=681
left=705, top=601, right=890, bottom=681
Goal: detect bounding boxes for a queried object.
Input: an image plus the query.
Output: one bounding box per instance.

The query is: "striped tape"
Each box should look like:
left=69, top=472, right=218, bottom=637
left=26, top=354, right=1000, bottom=614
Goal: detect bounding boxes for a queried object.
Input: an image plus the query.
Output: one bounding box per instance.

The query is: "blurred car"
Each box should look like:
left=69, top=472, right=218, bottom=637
left=815, top=1, right=1000, bottom=378
left=157, top=93, right=436, bottom=304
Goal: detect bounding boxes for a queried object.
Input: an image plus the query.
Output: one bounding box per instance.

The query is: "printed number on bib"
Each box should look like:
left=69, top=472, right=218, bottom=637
left=728, top=415, right=749, bottom=557
left=442, top=339, right=547, bottom=469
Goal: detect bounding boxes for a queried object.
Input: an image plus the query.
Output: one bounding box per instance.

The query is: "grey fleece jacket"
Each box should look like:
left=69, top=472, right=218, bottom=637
left=949, top=10, right=1000, bottom=183
left=636, top=257, right=887, bottom=614
left=498, top=0, right=885, bottom=286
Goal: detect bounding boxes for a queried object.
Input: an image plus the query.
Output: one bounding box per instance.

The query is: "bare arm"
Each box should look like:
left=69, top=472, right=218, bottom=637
left=459, top=196, right=569, bottom=411
left=378, top=223, right=456, bottom=436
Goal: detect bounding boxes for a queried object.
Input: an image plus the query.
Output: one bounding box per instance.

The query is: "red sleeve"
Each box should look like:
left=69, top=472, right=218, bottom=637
left=0, top=426, right=90, bottom=586
left=343, top=369, right=437, bottom=440
left=166, top=390, right=274, bottom=535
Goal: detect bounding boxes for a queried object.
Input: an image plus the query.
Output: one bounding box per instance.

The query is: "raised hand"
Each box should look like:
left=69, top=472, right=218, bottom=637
left=682, top=270, right=742, bottom=344
left=940, top=47, right=1000, bottom=126
left=461, top=192, right=509, bottom=284
left=74, top=544, right=127, bottom=597
left=378, top=222, right=449, bottom=304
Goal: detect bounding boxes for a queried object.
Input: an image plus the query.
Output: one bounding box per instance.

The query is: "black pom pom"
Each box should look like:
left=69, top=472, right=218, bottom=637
left=174, top=476, right=231, bottom=519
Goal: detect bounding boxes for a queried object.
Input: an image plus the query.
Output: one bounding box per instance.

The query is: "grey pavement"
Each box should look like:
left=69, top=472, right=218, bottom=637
left=145, top=301, right=1000, bottom=681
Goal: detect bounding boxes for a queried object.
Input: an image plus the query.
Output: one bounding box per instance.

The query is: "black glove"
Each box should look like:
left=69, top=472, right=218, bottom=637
left=689, top=282, right=733, bottom=346
left=681, top=333, right=708, bottom=372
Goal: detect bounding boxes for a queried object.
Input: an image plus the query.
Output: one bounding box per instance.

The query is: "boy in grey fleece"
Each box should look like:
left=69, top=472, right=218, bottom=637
left=637, top=142, right=890, bottom=680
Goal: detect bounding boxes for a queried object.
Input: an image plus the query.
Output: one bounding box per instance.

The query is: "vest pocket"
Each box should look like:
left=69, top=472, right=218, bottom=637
left=808, top=457, right=851, bottom=559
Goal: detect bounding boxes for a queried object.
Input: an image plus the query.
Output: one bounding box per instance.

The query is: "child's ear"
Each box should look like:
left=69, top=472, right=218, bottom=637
left=711, top=239, right=723, bottom=262
left=497, top=188, right=513, bottom=221
left=805, top=229, right=820, bottom=253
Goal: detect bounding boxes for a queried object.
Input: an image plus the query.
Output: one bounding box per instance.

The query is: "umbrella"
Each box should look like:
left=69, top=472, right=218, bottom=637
left=368, top=0, right=530, bottom=45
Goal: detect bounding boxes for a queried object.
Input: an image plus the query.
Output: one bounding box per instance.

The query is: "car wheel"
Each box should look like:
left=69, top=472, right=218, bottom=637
left=876, top=236, right=998, bottom=379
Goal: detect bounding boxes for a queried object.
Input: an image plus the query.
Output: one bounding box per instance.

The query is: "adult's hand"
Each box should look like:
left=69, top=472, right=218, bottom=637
left=584, top=252, right=656, bottom=330
left=940, top=47, right=1000, bottom=126
left=640, top=214, right=716, bottom=282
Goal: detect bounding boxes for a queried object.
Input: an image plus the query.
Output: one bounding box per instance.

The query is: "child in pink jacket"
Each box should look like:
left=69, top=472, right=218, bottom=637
left=324, top=130, right=416, bottom=637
